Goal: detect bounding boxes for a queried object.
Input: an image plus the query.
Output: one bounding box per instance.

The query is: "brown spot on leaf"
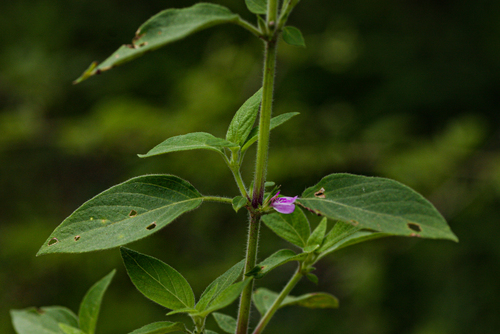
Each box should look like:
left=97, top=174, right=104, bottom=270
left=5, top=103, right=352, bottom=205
left=407, top=223, right=422, bottom=232
left=128, top=210, right=138, bottom=217
left=146, top=222, right=157, bottom=230
left=74, top=235, right=81, bottom=241
left=48, top=237, right=59, bottom=246
left=314, top=187, right=326, bottom=198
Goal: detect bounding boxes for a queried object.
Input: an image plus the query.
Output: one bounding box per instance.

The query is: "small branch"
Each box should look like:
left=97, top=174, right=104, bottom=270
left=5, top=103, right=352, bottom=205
left=201, top=196, right=233, bottom=204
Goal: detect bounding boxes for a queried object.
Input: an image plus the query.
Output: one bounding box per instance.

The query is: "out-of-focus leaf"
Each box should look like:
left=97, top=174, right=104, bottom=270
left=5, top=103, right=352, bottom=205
left=282, top=26, right=306, bottom=47
left=226, top=88, right=262, bottom=146
left=197, top=279, right=251, bottom=317
left=261, top=209, right=310, bottom=248
left=79, top=270, right=115, bottom=334
left=58, top=324, right=84, bottom=334
left=121, top=247, right=195, bottom=311
left=126, top=321, right=188, bottom=334
left=212, top=313, right=236, bottom=334
left=10, top=307, right=78, bottom=334
left=298, top=173, right=458, bottom=241
left=37, top=175, right=203, bottom=255
left=75, top=3, right=240, bottom=82
left=245, top=0, right=267, bottom=14
left=138, top=133, right=238, bottom=158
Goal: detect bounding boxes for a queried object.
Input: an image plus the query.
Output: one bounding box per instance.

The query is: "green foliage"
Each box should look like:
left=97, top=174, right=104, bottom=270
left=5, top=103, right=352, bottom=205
left=127, top=321, right=188, bottom=334
left=282, top=26, right=306, bottom=47
left=37, top=175, right=203, bottom=255
left=121, top=248, right=195, bottom=311
left=261, top=209, right=311, bottom=248
left=212, top=313, right=236, bottom=334
left=245, top=249, right=304, bottom=279
left=298, top=173, right=458, bottom=241
left=79, top=270, right=115, bottom=334
left=245, top=0, right=268, bottom=15
left=11, top=307, right=79, bottom=334
left=226, top=88, right=262, bottom=146
left=75, top=3, right=241, bottom=82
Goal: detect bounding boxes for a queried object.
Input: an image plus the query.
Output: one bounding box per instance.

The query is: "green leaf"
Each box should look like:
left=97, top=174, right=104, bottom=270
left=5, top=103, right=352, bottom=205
left=245, top=0, right=267, bottom=14
left=245, top=249, right=304, bottom=279
left=78, top=270, right=115, bottom=334
left=226, top=88, right=262, bottom=146
left=318, top=221, right=360, bottom=253
left=139, top=132, right=239, bottom=158
left=127, top=321, right=188, bottom=334
left=58, top=324, right=85, bottom=334
left=212, top=313, right=236, bottom=334
left=306, top=273, right=319, bottom=285
left=75, top=3, right=240, bottom=82
left=196, top=260, right=245, bottom=312
left=206, top=331, right=219, bottom=334
left=241, top=112, right=299, bottom=152
left=281, top=292, right=339, bottom=309
left=197, top=279, right=251, bottom=317
left=298, top=173, right=458, bottom=241
left=37, top=175, right=203, bottom=255
left=307, top=217, right=328, bottom=249
left=317, top=230, right=390, bottom=261
left=282, top=26, right=306, bottom=47
left=252, top=288, right=338, bottom=315
left=261, top=209, right=310, bottom=248
left=232, top=196, right=248, bottom=213
left=120, top=247, right=195, bottom=311
left=11, top=307, right=79, bottom=334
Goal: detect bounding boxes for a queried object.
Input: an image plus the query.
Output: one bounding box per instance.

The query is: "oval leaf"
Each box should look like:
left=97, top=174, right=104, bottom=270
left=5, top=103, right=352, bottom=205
left=37, top=175, right=203, bottom=255
left=245, top=0, right=267, bottom=14
left=197, top=279, right=251, bottom=317
left=226, top=88, right=262, bottom=146
left=307, top=217, right=328, bottom=249
left=11, top=307, right=78, bottom=334
left=138, top=132, right=238, bottom=158
left=212, top=313, right=236, bottom=334
left=79, top=270, right=115, bottom=334
left=261, top=208, right=310, bottom=248
left=298, top=173, right=458, bottom=241
left=282, top=26, right=306, bottom=47
left=281, top=292, right=339, bottom=309
left=75, top=3, right=240, bottom=82
left=245, top=249, right=304, bottom=279
left=127, top=321, right=188, bottom=334
left=121, top=247, right=195, bottom=310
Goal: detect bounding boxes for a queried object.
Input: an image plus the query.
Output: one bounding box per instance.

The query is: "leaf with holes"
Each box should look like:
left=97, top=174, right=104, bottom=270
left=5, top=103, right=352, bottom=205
left=10, top=307, right=79, bottom=334
left=298, top=173, right=458, bottom=241
left=127, top=321, right=188, bottom=334
left=261, top=208, right=310, bottom=248
left=121, top=247, right=195, bottom=311
left=37, top=175, right=203, bottom=255
left=74, top=3, right=241, bottom=82
left=138, top=132, right=239, bottom=158
left=245, top=0, right=267, bottom=14
left=79, top=270, right=115, bottom=334
left=226, top=88, right=262, bottom=146
left=282, top=26, right=306, bottom=47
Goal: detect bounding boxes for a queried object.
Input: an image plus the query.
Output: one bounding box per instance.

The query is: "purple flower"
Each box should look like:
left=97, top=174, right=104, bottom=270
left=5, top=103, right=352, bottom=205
left=270, top=191, right=298, bottom=214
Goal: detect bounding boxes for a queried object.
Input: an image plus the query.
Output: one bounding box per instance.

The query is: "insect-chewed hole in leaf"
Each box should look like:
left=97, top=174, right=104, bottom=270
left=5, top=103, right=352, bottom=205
left=350, top=220, right=359, bottom=226
left=74, top=235, right=81, bottom=241
left=146, top=222, right=157, bottom=230
left=314, top=187, right=326, bottom=198
left=407, top=223, right=422, bottom=233
left=128, top=210, right=138, bottom=218
left=48, top=237, right=59, bottom=246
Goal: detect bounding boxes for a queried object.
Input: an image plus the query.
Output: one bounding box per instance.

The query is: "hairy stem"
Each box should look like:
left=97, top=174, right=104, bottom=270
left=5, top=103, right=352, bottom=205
left=236, top=213, right=261, bottom=334
left=252, top=266, right=303, bottom=334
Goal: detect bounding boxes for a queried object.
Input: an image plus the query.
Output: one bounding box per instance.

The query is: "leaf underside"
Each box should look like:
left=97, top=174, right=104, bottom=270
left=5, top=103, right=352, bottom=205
left=75, top=3, right=239, bottom=82
left=298, top=173, right=458, bottom=241
left=37, top=175, right=203, bottom=255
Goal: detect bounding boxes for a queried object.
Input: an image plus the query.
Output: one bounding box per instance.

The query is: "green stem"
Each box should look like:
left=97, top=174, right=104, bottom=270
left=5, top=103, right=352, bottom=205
left=235, top=17, right=263, bottom=37
left=252, top=266, right=303, bottom=334
left=235, top=213, right=261, bottom=334
left=202, top=196, right=233, bottom=204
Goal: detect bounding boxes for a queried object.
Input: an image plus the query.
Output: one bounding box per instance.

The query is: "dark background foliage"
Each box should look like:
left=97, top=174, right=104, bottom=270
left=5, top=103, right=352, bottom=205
left=1, top=0, right=499, bottom=333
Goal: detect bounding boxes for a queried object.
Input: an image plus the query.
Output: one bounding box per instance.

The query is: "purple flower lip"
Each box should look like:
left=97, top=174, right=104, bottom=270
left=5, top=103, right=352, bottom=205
left=270, top=191, right=298, bottom=214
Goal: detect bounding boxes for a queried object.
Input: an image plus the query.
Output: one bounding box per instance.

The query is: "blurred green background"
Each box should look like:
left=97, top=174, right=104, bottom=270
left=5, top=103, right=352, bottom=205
left=2, top=0, right=500, bottom=333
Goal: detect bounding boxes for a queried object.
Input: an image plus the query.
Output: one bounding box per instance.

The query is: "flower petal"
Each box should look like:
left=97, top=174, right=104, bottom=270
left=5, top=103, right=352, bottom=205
left=271, top=196, right=298, bottom=214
